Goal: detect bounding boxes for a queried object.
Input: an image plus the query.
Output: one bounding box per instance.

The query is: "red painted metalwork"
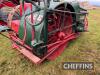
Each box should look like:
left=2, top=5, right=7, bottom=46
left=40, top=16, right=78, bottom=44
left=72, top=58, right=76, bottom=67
left=0, top=2, right=88, bottom=64
left=0, top=1, right=16, bottom=9
left=47, top=6, right=73, bottom=60
left=7, top=3, right=34, bottom=46
left=0, top=21, right=7, bottom=25
left=7, top=5, right=20, bottom=27
left=0, top=0, right=20, bottom=26
left=11, top=20, right=20, bottom=33
left=47, top=34, right=77, bottom=60
left=6, top=4, right=78, bottom=64
left=10, top=32, right=77, bottom=64
left=20, top=3, right=34, bottom=44
left=8, top=11, right=77, bottom=63
left=20, top=3, right=32, bottom=16
left=12, top=43, right=41, bottom=64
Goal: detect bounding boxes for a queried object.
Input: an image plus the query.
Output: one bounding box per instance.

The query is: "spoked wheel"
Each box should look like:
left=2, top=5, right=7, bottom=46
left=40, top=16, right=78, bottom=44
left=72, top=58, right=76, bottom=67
left=47, top=6, right=74, bottom=60
left=47, top=7, right=73, bottom=44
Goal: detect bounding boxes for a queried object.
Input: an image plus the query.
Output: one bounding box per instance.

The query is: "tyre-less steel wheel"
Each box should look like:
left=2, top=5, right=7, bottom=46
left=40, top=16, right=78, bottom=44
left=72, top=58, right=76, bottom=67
left=47, top=6, right=73, bottom=44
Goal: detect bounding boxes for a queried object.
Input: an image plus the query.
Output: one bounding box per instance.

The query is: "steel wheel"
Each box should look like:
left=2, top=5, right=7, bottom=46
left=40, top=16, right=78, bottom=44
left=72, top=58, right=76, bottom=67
left=47, top=6, right=73, bottom=44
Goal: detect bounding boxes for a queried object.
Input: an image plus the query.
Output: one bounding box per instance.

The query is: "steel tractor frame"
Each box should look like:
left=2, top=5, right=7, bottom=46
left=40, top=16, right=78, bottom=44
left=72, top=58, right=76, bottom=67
left=0, top=0, right=88, bottom=64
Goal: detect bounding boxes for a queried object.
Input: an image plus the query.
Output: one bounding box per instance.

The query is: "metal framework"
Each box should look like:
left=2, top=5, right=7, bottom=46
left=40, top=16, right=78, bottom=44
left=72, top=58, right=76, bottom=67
left=0, top=0, right=88, bottom=64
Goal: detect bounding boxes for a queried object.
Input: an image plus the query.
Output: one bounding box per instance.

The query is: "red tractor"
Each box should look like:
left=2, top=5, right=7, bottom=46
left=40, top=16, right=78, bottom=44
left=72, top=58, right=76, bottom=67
left=0, top=0, right=88, bottom=64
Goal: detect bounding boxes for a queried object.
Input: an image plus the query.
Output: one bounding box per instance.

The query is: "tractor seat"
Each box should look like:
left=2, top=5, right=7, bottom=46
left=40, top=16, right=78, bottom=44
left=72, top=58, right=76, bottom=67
left=11, top=20, right=20, bottom=33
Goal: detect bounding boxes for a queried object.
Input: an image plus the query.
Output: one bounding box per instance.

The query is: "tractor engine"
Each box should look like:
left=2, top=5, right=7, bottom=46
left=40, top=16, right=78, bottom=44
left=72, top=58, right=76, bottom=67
left=0, top=0, right=88, bottom=64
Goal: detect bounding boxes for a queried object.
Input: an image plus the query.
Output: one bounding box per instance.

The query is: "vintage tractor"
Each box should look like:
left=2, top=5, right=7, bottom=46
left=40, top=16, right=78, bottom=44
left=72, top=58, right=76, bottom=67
left=0, top=0, right=88, bottom=64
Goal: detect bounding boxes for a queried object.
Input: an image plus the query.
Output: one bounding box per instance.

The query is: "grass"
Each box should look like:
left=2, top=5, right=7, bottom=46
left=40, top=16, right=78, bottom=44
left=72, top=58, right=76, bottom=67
left=0, top=9, right=100, bottom=75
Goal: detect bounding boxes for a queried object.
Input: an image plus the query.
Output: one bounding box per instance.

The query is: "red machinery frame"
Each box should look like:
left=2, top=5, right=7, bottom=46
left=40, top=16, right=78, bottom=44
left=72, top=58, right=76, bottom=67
left=7, top=3, right=80, bottom=64
left=0, top=2, right=88, bottom=64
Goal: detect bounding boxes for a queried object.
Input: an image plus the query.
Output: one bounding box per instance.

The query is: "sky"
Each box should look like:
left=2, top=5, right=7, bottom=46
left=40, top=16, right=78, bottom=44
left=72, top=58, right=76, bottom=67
left=64, top=0, right=100, bottom=6
left=79, top=0, right=100, bottom=6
